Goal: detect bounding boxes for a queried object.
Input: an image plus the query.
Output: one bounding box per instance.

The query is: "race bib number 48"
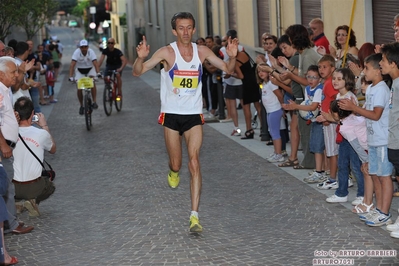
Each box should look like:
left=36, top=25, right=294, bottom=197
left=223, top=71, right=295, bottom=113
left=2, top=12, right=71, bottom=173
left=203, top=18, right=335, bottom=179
left=172, top=70, right=199, bottom=95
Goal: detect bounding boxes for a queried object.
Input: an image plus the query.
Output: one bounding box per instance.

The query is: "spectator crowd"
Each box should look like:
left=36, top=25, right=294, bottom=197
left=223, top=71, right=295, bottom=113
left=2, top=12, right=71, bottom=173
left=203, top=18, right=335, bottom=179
left=0, top=37, right=58, bottom=264
left=195, top=15, right=399, bottom=240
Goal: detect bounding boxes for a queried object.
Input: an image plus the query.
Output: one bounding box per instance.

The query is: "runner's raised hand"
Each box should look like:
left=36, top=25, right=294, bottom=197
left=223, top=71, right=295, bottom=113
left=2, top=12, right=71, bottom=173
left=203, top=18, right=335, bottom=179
left=136, top=36, right=150, bottom=59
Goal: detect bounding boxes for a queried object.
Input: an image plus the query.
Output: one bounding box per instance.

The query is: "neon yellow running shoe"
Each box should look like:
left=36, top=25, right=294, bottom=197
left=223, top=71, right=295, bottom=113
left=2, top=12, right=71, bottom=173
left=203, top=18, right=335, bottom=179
left=167, top=171, right=180, bottom=188
left=189, top=215, right=203, bottom=233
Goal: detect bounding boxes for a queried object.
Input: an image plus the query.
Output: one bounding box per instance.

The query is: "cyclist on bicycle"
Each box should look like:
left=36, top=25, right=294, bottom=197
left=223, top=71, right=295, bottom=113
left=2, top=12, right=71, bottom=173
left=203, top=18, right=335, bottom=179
left=97, top=38, right=127, bottom=98
left=69, top=40, right=101, bottom=115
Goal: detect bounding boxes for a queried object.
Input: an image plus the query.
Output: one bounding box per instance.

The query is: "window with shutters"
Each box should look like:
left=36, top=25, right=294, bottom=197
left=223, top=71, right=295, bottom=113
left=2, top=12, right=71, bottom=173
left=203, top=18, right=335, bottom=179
left=301, top=0, right=321, bottom=27
left=372, top=0, right=399, bottom=45
left=227, top=0, right=237, bottom=30
left=257, top=0, right=270, bottom=47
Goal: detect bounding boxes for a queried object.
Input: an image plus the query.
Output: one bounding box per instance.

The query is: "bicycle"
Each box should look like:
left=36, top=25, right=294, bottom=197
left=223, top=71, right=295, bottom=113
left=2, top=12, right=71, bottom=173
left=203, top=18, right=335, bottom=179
left=103, top=70, right=122, bottom=116
left=76, top=76, right=95, bottom=131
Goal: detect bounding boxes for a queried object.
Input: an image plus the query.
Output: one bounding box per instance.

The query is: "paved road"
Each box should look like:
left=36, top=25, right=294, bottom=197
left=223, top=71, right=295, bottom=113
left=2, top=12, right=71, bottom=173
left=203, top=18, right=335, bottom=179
left=5, top=27, right=399, bottom=265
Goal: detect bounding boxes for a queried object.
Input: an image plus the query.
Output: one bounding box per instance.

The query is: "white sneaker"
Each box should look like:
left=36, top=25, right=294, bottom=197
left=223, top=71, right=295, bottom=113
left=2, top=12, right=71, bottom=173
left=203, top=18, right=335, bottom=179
left=365, top=210, right=392, bottom=227
left=304, top=172, right=327, bottom=184
left=351, top=196, right=364, bottom=206
left=204, top=113, right=215, bottom=119
left=359, top=209, right=378, bottom=221
left=317, top=180, right=338, bottom=190
left=267, top=152, right=276, bottom=159
left=308, top=170, right=330, bottom=176
left=387, top=217, right=399, bottom=232
left=267, top=154, right=285, bottom=163
left=390, top=230, right=399, bottom=238
left=326, top=194, right=348, bottom=203
left=348, top=178, right=354, bottom=188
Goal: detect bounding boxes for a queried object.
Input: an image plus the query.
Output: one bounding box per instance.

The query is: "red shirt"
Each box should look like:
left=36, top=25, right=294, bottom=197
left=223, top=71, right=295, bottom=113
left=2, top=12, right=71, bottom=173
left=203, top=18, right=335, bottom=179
left=313, top=34, right=330, bottom=54
left=321, top=77, right=337, bottom=112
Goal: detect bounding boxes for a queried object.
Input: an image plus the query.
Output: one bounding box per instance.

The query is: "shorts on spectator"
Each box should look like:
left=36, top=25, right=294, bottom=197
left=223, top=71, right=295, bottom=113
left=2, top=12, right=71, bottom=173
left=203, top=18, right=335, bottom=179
left=284, top=92, right=295, bottom=104
left=310, top=122, right=325, bottom=153
left=323, top=123, right=338, bottom=157
left=224, top=84, right=243, bottom=100
left=369, top=145, right=393, bottom=176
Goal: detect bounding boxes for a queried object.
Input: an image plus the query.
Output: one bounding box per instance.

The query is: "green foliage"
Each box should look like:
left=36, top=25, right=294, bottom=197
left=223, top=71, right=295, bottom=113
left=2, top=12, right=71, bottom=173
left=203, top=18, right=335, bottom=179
left=16, top=0, right=60, bottom=40
left=120, top=13, right=126, bottom=26
left=72, top=0, right=90, bottom=17
left=0, top=0, right=59, bottom=40
left=0, top=0, right=21, bottom=41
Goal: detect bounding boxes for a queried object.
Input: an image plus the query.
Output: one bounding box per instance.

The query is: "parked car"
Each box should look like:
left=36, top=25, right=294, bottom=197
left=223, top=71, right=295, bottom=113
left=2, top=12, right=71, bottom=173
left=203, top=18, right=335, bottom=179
left=68, top=20, right=78, bottom=27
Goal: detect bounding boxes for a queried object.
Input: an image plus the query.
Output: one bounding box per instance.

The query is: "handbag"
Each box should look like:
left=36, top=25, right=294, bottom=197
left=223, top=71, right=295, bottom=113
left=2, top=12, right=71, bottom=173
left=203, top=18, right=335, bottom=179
left=18, top=133, right=56, bottom=181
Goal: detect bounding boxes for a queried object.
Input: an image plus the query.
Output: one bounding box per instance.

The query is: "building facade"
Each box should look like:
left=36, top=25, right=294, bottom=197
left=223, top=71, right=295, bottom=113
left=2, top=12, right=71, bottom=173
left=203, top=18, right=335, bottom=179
left=109, top=0, right=399, bottom=65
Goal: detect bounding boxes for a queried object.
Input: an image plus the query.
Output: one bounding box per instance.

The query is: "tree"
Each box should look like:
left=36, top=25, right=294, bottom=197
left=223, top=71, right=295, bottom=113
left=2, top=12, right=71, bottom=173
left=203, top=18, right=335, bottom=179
left=71, top=0, right=90, bottom=17
left=16, top=0, right=59, bottom=40
left=0, top=0, right=21, bottom=41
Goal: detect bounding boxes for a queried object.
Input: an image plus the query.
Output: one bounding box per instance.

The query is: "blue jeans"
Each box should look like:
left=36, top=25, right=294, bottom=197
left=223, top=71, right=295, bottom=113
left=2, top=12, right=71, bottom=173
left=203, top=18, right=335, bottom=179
left=335, top=138, right=364, bottom=197
left=29, top=87, right=41, bottom=113
left=2, top=156, right=18, bottom=233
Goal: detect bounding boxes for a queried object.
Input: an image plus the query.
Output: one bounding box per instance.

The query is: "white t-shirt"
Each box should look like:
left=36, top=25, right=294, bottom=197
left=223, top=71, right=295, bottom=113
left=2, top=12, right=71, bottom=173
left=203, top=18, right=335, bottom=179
left=71, top=48, right=97, bottom=69
left=261, top=80, right=281, bottom=113
left=13, top=126, right=53, bottom=182
left=364, top=81, right=390, bottom=147
left=0, top=82, right=19, bottom=142
left=57, top=42, right=64, bottom=54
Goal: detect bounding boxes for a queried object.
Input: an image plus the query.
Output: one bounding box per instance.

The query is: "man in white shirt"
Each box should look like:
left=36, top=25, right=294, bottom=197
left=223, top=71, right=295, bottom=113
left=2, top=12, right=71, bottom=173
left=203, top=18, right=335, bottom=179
left=69, top=40, right=101, bottom=115
left=0, top=56, right=34, bottom=234
left=13, top=97, right=56, bottom=217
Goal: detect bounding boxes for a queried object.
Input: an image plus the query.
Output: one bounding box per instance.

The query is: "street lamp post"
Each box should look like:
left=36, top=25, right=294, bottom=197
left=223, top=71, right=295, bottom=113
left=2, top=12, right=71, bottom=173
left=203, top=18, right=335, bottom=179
left=89, top=6, right=96, bottom=40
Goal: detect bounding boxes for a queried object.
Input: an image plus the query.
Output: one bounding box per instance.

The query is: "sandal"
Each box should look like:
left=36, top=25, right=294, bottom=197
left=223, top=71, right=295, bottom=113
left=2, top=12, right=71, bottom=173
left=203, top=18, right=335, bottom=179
left=278, top=158, right=299, bottom=167
left=352, top=202, right=374, bottom=214
left=293, top=165, right=306, bottom=169
left=266, top=140, right=273, bottom=146
left=241, top=129, right=254, bottom=139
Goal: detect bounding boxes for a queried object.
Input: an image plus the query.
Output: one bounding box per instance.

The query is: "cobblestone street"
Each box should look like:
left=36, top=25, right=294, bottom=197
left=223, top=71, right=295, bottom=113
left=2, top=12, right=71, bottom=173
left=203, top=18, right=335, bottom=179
left=4, top=27, right=399, bottom=266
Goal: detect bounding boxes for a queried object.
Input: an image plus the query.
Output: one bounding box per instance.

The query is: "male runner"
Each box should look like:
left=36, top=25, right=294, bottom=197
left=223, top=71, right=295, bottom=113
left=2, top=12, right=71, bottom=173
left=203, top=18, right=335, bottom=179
left=133, top=12, right=238, bottom=232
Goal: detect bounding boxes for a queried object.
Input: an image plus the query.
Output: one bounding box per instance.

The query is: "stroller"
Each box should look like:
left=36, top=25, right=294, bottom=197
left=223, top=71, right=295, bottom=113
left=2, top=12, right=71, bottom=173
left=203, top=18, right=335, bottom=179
left=251, top=111, right=258, bottom=129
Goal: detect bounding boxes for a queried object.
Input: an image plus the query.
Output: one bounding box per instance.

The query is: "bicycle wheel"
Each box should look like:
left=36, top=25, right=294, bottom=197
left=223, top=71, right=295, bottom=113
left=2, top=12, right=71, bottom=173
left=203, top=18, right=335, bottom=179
left=103, top=84, right=112, bottom=116
left=84, top=92, right=92, bottom=131
left=115, top=84, right=122, bottom=112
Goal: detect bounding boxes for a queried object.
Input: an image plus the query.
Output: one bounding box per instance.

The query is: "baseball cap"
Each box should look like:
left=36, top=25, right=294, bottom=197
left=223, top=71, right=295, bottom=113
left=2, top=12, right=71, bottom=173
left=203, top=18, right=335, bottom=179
left=80, top=40, right=88, bottom=47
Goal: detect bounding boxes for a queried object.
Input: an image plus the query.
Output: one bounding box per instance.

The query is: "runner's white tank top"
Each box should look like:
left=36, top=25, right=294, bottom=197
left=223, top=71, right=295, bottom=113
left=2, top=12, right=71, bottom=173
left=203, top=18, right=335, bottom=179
left=160, top=42, right=203, bottom=114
